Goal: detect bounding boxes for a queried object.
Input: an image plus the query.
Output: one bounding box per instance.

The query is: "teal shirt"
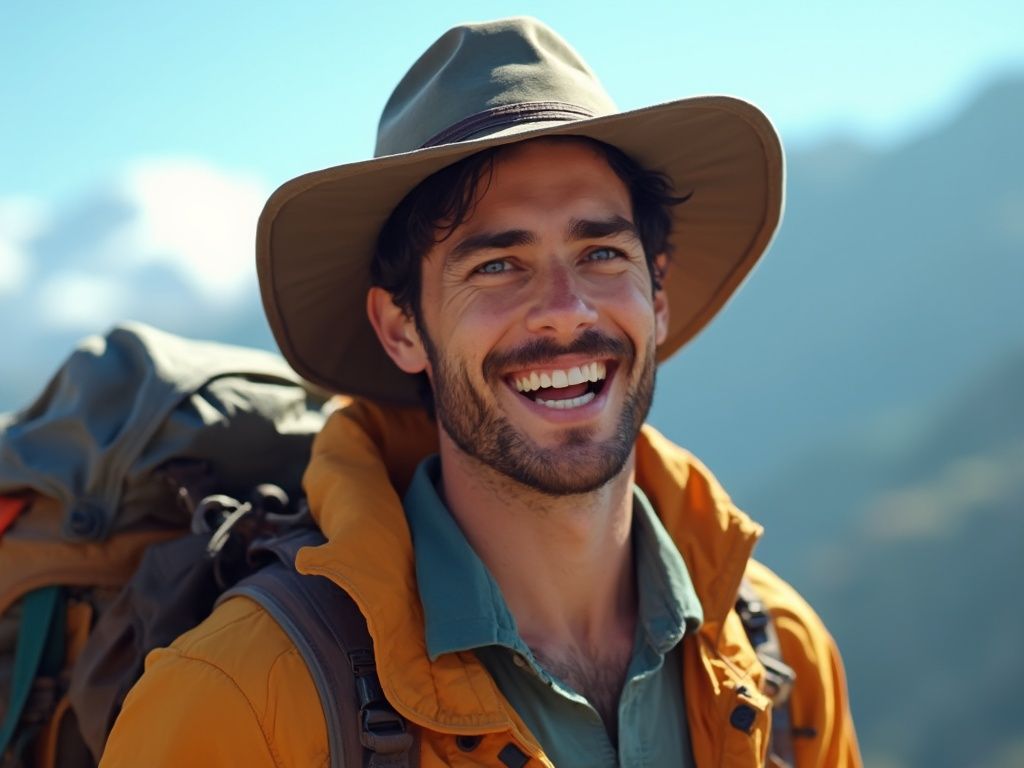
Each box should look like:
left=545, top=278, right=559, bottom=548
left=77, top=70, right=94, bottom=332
left=403, top=457, right=703, bottom=767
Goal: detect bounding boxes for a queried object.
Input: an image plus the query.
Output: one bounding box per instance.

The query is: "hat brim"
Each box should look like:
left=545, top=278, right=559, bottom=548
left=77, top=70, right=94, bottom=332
left=257, top=95, right=784, bottom=405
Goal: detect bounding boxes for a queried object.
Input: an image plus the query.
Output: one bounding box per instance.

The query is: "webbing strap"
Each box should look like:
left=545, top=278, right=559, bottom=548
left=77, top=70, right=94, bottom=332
left=0, top=586, right=62, bottom=756
left=736, top=578, right=797, bottom=768
left=218, top=529, right=413, bottom=768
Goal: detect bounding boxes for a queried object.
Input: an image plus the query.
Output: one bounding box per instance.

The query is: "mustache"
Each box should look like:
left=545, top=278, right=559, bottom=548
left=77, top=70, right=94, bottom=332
left=482, top=330, right=632, bottom=378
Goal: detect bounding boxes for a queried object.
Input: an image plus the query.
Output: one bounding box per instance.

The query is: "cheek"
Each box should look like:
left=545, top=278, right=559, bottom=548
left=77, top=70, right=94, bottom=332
left=440, top=275, right=530, bottom=323
left=598, top=280, right=663, bottom=346
left=431, top=287, right=520, bottom=358
left=590, top=275, right=660, bottom=325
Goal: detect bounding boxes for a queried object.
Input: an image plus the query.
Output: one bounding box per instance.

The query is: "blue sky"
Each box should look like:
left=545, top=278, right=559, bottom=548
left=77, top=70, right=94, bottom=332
left=3, top=0, right=1022, bottom=200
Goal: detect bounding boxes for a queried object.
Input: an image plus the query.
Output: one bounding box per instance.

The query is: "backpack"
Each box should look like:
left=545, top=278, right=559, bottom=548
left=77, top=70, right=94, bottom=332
left=0, top=323, right=412, bottom=768
left=1, top=322, right=795, bottom=768
left=736, top=580, right=798, bottom=768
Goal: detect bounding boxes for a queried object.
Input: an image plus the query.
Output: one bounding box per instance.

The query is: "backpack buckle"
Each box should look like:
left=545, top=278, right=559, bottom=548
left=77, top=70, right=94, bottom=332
left=360, top=707, right=414, bottom=755
left=760, top=653, right=796, bottom=706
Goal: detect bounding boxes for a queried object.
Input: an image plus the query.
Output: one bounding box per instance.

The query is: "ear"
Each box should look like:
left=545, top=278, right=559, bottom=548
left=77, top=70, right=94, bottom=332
left=366, top=287, right=429, bottom=374
left=652, top=253, right=670, bottom=345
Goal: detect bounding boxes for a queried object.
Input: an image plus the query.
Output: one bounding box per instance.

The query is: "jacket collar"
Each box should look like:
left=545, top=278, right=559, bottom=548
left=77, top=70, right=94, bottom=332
left=297, top=403, right=761, bottom=733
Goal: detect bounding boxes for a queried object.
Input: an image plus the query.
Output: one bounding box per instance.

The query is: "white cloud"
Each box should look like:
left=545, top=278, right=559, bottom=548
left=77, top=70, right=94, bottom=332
left=1, top=158, right=271, bottom=336
left=0, top=198, right=48, bottom=295
left=36, top=272, right=129, bottom=331
left=115, top=159, right=269, bottom=301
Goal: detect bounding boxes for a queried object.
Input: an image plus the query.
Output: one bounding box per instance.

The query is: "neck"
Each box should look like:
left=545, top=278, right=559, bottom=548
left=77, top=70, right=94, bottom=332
left=437, top=431, right=637, bottom=657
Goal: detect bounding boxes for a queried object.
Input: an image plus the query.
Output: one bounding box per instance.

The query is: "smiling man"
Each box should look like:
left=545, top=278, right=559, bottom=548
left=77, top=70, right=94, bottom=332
left=369, top=139, right=666, bottom=499
left=102, top=16, right=860, bottom=768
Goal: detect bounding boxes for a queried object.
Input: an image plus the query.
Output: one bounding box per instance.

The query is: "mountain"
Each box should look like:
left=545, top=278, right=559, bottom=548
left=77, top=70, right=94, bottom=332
left=762, top=350, right=1024, bottom=768
left=649, top=73, right=1024, bottom=501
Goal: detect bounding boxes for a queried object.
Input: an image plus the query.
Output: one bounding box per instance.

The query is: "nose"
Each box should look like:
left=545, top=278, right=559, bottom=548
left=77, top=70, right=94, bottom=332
left=524, top=264, right=598, bottom=338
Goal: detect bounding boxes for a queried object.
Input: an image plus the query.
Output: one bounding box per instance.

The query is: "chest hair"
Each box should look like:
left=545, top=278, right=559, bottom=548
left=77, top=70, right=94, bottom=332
left=532, top=647, right=631, bottom=744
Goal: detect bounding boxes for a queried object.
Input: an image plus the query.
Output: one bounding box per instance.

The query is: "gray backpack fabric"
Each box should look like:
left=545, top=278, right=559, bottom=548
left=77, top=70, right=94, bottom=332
left=0, top=321, right=326, bottom=541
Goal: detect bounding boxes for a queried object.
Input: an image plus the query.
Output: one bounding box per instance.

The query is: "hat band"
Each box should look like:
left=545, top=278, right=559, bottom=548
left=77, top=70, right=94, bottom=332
left=420, top=101, right=596, bottom=149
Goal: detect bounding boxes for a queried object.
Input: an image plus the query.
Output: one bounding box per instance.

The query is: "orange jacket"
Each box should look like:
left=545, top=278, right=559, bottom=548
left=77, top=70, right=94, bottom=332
left=101, top=402, right=861, bottom=767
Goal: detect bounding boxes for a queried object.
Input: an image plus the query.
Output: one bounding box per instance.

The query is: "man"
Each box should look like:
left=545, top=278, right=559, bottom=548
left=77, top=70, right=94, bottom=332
left=102, top=17, right=860, bottom=767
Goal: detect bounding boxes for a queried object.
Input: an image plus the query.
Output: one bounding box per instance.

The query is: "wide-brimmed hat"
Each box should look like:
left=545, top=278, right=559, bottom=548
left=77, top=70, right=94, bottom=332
left=257, top=16, right=784, bottom=405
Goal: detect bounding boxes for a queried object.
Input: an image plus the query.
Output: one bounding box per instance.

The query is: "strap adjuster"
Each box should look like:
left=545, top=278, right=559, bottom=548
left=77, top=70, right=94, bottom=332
left=360, top=707, right=414, bottom=754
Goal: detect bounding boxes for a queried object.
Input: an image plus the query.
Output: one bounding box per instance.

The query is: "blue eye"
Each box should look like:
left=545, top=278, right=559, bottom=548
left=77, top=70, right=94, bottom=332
left=476, top=260, right=511, bottom=274
left=586, top=248, right=622, bottom=262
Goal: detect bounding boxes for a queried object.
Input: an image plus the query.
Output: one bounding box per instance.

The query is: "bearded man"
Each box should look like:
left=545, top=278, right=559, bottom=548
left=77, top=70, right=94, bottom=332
left=102, top=17, right=861, bottom=768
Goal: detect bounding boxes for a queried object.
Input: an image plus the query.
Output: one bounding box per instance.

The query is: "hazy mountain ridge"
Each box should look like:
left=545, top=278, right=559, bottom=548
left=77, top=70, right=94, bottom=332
left=649, top=72, right=1024, bottom=497
left=780, top=351, right=1024, bottom=768
left=646, top=74, right=1024, bottom=767
left=750, top=349, right=1024, bottom=570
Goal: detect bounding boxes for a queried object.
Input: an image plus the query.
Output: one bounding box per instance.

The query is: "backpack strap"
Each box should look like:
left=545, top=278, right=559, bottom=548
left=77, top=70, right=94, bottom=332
left=736, top=578, right=797, bottom=768
left=218, top=528, right=414, bottom=768
left=0, top=586, right=65, bottom=760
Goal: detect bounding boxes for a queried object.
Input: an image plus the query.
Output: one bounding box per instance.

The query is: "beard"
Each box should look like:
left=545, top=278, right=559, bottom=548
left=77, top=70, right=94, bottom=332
left=421, top=328, right=656, bottom=496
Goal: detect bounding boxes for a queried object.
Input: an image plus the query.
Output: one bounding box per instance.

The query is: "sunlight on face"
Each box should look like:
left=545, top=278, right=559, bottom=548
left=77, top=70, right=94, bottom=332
left=417, top=139, right=666, bottom=494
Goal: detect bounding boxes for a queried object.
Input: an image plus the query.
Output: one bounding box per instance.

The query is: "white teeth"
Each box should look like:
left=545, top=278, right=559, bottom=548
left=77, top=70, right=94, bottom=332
left=511, top=362, right=609, bottom=392
left=536, top=392, right=596, bottom=410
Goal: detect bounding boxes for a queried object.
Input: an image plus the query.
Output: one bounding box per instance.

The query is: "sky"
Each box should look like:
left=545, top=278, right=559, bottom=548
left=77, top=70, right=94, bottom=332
left=4, top=1, right=1022, bottom=199
left=1, top=0, right=1022, bottom=399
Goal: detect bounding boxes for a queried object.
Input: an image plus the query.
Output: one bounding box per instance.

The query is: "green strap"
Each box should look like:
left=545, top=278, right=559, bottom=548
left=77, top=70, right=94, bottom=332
left=0, top=586, right=62, bottom=756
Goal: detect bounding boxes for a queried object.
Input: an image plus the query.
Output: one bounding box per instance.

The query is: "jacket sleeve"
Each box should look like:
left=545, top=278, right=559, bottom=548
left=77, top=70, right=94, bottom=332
left=99, top=647, right=283, bottom=767
left=745, top=560, right=862, bottom=768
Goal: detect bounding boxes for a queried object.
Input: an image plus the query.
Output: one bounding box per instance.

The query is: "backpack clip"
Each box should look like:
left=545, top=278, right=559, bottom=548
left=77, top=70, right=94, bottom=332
left=350, top=649, right=414, bottom=758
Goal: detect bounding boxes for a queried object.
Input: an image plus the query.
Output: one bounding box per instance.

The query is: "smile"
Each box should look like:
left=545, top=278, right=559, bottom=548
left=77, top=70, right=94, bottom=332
left=508, top=361, right=609, bottom=410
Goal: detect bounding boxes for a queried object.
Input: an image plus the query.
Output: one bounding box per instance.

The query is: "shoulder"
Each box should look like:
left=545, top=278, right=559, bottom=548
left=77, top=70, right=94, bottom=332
left=166, top=594, right=308, bottom=687
left=102, top=597, right=327, bottom=768
left=744, top=559, right=835, bottom=666
left=744, top=559, right=862, bottom=766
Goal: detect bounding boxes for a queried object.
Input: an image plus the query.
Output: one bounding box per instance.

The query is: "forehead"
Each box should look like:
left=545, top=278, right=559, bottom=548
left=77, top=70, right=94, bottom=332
left=463, top=137, right=633, bottom=223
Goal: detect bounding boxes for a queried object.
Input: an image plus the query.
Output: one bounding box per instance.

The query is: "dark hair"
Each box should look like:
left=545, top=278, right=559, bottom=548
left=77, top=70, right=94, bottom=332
left=370, top=136, right=688, bottom=410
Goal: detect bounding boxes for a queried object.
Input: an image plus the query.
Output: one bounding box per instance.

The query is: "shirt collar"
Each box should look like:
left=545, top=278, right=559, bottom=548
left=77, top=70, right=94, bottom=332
left=632, top=485, right=704, bottom=652
left=403, top=456, right=702, bottom=661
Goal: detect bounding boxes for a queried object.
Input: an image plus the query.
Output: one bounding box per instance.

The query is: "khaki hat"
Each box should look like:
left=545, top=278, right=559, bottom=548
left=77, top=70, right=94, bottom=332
left=257, top=16, right=784, bottom=405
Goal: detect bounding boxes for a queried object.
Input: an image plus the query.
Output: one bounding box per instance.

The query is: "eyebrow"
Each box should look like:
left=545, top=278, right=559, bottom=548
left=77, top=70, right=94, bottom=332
left=448, top=229, right=537, bottom=264
left=445, top=215, right=640, bottom=268
left=567, top=215, right=640, bottom=243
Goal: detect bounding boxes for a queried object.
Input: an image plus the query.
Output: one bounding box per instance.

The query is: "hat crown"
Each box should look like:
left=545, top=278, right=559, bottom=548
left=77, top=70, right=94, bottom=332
left=375, top=17, right=618, bottom=157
